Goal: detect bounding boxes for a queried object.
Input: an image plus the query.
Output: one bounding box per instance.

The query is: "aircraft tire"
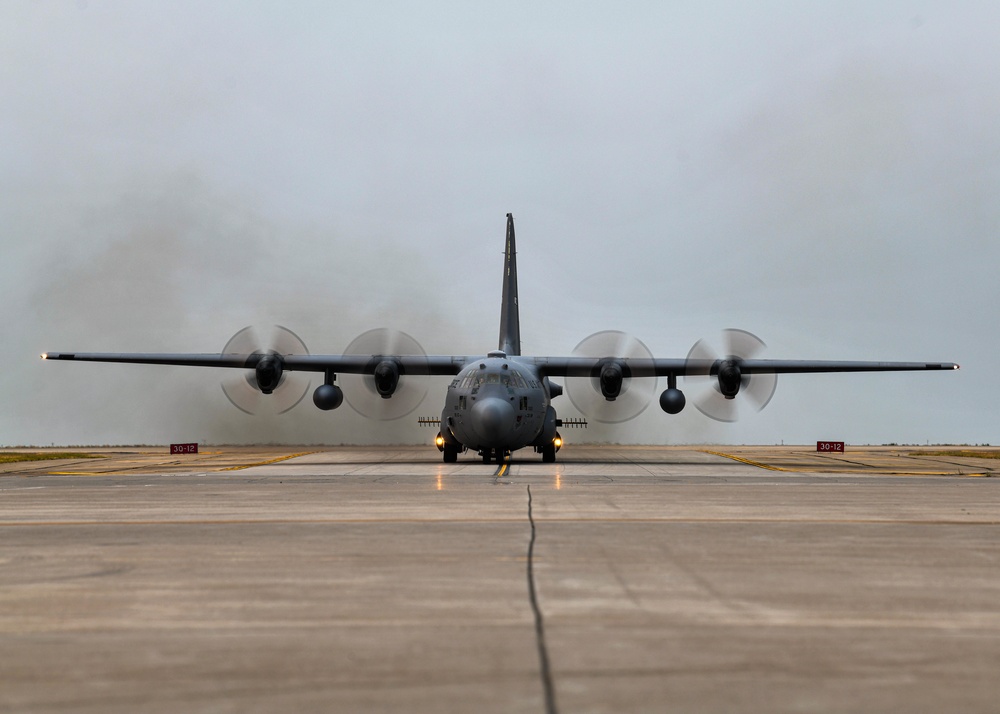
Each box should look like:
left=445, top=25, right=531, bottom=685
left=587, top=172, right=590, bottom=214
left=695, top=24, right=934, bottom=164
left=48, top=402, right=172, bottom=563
left=443, top=445, right=458, bottom=463
left=541, top=444, right=556, bottom=463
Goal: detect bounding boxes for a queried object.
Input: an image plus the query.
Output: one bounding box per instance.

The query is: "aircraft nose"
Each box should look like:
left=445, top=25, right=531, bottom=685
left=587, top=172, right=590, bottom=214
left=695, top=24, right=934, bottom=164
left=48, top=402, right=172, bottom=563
left=471, top=397, right=515, bottom=443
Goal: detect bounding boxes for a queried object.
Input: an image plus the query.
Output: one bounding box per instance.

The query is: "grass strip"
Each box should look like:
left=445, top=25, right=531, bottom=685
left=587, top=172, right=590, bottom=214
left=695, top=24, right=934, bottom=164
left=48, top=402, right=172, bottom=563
left=0, top=452, right=103, bottom=464
left=918, top=451, right=1000, bottom=460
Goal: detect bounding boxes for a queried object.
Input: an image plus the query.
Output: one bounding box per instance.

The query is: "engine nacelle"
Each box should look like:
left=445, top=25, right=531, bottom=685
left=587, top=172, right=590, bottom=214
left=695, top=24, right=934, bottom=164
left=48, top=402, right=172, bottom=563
left=599, top=361, right=624, bottom=400
left=313, top=384, right=344, bottom=410
left=659, top=387, right=686, bottom=414
left=717, top=359, right=742, bottom=399
left=373, top=359, right=400, bottom=398
left=254, top=354, right=283, bottom=394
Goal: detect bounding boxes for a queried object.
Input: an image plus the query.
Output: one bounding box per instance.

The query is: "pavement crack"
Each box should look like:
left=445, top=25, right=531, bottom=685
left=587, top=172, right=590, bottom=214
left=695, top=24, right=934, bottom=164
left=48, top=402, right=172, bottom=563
left=526, top=484, right=558, bottom=714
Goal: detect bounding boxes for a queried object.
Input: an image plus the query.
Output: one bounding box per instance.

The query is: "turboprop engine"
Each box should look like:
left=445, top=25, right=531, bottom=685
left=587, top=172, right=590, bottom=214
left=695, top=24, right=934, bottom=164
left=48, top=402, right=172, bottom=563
left=599, top=360, right=625, bottom=400
left=219, top=326, right=312, bottom=415
left=340, top=329, right=429, bottom=420
left=684, top=329, right=778, bottom=422
left=566, top=331, right=658, bottom=424
left=372, top=359, right=401, bottom=398
left=716, top=359, right=742, bottom=399
left=253, top=354, right=283, bottom=394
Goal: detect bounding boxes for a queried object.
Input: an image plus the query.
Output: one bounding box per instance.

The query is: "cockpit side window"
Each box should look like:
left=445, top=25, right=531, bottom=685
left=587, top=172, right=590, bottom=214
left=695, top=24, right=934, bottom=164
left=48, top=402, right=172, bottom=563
left=459, top=371, right=485, bottom=389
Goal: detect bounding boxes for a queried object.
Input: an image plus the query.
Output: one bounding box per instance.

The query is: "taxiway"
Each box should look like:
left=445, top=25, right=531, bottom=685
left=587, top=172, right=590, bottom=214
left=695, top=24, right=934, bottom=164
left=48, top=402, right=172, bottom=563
left=2, top=445, right=998, bottom=713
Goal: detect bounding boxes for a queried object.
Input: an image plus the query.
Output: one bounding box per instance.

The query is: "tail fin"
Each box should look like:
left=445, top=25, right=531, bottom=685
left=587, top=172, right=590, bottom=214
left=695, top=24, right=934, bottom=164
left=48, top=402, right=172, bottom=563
left=498, top=213, right=521, bottom=356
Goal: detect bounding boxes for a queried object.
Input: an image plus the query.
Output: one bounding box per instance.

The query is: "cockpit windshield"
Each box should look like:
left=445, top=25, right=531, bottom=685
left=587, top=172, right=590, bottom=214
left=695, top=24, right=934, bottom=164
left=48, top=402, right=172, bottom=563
left=455, top=364, right=531, bottom=391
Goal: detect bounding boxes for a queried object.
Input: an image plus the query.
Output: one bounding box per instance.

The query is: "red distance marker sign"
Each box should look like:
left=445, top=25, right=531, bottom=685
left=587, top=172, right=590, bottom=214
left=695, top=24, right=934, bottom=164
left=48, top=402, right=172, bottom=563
left=816, top=441, right=845, bottom=453
left=170, top=443, right=199, bottom=455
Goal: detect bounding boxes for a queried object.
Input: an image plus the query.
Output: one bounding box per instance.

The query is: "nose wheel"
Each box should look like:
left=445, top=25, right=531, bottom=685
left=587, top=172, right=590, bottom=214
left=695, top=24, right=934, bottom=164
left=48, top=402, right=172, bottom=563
left=480, top=449, right=508, bottom=464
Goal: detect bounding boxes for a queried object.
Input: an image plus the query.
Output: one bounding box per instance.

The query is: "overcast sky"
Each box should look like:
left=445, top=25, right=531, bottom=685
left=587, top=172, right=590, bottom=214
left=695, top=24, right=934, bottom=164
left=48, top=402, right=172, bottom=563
left=2, top=1, right=995, bottom=446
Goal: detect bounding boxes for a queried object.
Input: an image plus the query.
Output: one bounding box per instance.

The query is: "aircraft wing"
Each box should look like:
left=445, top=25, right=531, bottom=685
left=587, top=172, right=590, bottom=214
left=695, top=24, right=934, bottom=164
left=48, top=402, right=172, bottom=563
left=531, top=358, right=959, bottom=377
left=41, top=352, right=470, bottom=376
left=531, top=356, right=957, bottom=422
left=714, top=360, right=959, bottom=374
left=42, top=352, right=959, bottom=376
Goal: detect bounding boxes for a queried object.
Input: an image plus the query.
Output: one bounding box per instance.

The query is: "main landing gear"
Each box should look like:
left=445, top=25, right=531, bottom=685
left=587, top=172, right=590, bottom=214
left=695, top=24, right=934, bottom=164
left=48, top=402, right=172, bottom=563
left=534, top=432, right=562, bottom=463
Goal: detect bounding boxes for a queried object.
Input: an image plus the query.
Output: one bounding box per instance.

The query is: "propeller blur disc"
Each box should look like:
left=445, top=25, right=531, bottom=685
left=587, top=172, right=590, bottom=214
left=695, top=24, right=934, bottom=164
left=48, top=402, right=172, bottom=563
left=340, top=328, right=428, bottom=420
left=684, top=328, right=777, bottom=422
left=220, top=325, right=311, bottom=415
left=566, top=330, right=657, bottom=424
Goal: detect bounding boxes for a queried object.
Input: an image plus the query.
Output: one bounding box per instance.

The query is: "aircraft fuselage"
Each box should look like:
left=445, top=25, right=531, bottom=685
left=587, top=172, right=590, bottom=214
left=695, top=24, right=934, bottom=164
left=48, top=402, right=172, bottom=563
left=440, top=351, right=556, bottom=459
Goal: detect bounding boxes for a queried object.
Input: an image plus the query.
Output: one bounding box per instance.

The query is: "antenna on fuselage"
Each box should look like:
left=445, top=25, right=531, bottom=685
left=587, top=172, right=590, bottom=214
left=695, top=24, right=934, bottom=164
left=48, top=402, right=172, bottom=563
left=498, top=213, right=521, bottom=356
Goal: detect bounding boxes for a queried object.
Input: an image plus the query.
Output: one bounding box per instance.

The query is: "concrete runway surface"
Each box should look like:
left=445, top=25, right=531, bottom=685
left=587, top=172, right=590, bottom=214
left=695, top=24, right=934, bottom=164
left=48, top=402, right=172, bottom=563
left=1, top=445, right=999, bottom=713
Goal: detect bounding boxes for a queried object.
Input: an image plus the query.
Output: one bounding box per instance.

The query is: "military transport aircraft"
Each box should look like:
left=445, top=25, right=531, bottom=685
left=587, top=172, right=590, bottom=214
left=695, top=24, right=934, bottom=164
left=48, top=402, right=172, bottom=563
left=43, top=214, right=958, bottom=463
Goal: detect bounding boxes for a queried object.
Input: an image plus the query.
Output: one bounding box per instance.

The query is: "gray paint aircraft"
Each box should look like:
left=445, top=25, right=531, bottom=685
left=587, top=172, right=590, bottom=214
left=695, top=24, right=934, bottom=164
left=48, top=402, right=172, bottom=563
left=43, top=214, right=958, bottom=463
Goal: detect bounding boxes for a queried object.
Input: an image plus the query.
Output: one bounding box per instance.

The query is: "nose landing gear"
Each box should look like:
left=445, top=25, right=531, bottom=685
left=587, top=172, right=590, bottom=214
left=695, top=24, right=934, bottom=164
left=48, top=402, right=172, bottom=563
left=480, top=448, right=509, bottom=465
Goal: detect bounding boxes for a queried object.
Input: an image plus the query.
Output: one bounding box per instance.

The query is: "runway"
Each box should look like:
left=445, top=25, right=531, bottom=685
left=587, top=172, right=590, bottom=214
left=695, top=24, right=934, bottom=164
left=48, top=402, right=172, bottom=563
left=2, top=445, right=999, bottom=713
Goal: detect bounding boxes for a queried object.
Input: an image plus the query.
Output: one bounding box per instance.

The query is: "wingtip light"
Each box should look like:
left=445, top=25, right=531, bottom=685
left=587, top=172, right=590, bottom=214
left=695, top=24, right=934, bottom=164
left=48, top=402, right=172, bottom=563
left=40, top=353, right=48, bottom=360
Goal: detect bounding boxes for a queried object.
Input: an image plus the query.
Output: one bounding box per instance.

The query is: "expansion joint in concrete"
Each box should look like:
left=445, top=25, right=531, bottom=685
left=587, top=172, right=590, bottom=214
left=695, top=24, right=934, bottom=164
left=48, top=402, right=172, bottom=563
left=526, top=484, right=558, bottom=714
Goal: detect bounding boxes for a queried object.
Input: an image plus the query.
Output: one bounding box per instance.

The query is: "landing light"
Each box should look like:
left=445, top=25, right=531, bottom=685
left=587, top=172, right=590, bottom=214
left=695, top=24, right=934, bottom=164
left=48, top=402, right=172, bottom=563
left=435, top=435, right=445, bottom=448
left=40, top=353, right=48, bottom=360
left=553, top=436, right=563, bottom=448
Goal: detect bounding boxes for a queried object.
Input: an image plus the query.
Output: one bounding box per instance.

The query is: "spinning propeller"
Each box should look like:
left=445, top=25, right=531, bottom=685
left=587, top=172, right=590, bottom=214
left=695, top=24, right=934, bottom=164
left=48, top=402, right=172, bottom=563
left=566, top=330, right=658, bottom=423
left=220, top=325, right=311, bottom=415
left=340, top=328, right=429, bottom=420
left=684, top=328, right=777, bottom=422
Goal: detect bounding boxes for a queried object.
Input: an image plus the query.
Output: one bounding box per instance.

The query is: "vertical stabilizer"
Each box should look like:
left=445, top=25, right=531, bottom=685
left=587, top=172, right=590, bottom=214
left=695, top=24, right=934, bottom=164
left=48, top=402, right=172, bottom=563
left=498, top=213, right=521, bottom=356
